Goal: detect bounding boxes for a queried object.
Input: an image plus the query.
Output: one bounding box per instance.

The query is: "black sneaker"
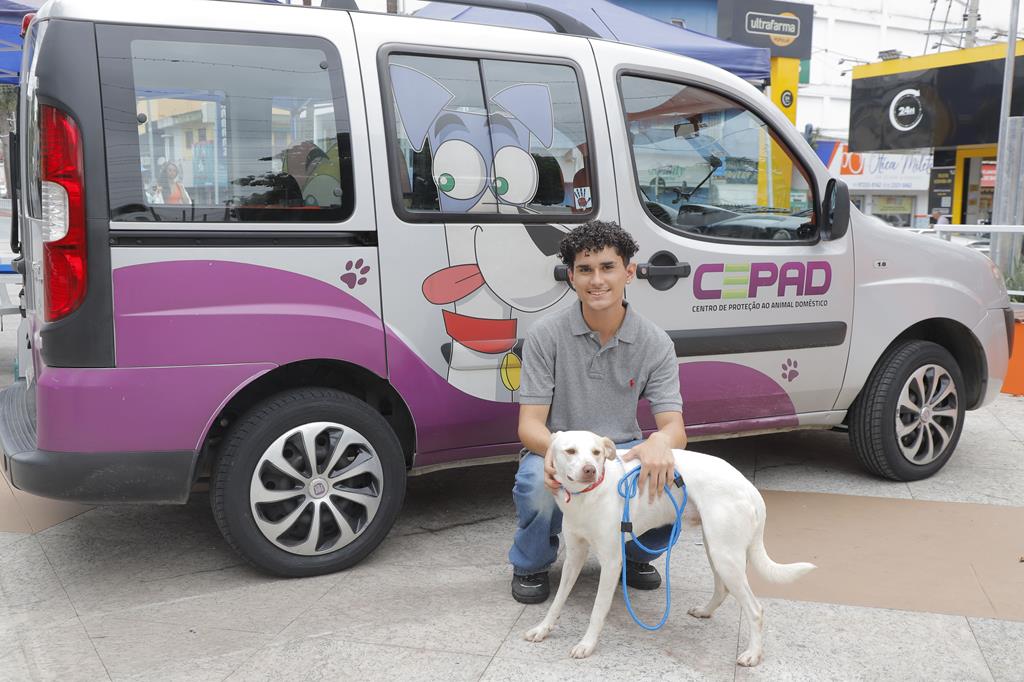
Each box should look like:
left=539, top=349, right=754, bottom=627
left=511, top=571, right=550, bottom=604
left=625, top=560, right=662, bottom=590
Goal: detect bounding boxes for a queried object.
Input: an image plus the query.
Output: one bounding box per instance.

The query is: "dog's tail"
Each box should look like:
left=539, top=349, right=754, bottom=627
left=748, top=518, right=816, bottom=584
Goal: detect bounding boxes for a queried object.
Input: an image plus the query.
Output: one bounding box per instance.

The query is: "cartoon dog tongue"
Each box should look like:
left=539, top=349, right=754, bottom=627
left=421, top=264, right=485, bottom=305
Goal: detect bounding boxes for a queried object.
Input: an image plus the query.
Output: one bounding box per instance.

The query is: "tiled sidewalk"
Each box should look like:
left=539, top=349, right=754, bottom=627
left=2, top=321, right=1023, bottom=680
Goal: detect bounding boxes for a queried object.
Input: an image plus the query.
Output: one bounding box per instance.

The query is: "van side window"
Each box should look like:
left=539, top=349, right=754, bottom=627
left=620, top=75, right=816, bottom=242
left=98, top=27, right=353, bottom=223
left=387, top=54, right=593, bottom=219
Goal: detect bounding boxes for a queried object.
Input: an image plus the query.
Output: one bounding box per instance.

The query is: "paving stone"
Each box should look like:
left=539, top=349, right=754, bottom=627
left=228, top=636, right=491, bottom=681
left=82, top=614, right=270, bottom=682
left=734, top=600, right=993, bottom=681
left=969, top=618, right=1024, bottom=682
left=491, top=585, right=739, bottom=681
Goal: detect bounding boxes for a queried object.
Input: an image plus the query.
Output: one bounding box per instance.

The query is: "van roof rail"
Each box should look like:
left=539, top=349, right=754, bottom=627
left=320, top=0, right=602, bottom=39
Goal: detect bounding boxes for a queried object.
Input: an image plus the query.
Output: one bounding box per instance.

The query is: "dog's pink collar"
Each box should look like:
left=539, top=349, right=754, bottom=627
left=562, top=468, right=606, bottom=503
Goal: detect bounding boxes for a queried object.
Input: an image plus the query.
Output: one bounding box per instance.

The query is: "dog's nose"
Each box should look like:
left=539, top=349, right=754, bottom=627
left=581, top=464, right=596, bottom=480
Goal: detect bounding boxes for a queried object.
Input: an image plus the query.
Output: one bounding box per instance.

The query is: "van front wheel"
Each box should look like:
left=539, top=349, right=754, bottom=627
left=212, top=388, right=406, bottom=577
left=849, top=340, right=965, bottom=481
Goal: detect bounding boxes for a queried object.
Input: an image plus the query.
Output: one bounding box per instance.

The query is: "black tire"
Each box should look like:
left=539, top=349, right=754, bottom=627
left=212, top=387, right=406, bottom=577
left=849, top=340, right=966, bottom=481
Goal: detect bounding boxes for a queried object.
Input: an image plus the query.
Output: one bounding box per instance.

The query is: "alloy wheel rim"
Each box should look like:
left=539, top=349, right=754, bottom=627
left=249, top=422, right=384, bottom=555
left=895, top=364, right=959, bottom=466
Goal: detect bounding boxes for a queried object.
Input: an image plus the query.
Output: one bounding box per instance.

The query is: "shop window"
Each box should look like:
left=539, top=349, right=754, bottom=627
left=872, top=195, right=914, bottom=227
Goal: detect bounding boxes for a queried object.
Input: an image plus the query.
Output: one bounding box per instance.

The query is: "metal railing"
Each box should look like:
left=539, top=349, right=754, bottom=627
left=933, top=224, right=1023, bottom=236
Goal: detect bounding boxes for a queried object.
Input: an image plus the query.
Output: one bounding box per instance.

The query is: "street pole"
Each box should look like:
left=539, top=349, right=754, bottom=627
left=965, top=0, right=981, bottom=47
left=992, top=0, right=1022, bottom=276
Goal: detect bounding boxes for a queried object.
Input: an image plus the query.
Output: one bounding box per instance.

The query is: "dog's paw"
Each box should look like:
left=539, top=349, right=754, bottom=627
left=569, top=640, right=596, bottom=659
left=524, top=624, right=552, bottom=642
left=736, top=649, right=763, bottom=667
left=687, top=606, right=713, bottom=619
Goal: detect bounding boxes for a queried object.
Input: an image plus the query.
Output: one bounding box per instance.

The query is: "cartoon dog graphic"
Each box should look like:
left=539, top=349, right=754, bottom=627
left=390, top=64, right=571, bottom=402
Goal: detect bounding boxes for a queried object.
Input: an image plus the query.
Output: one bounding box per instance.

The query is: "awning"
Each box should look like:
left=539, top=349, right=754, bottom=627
left=415, top=1, right=770, bottom=81
left=0, top=0, right=42, bottom=85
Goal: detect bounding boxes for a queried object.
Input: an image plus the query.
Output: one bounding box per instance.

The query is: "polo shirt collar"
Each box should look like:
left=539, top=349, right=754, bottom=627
left=570, top=301, right=639, bottom=344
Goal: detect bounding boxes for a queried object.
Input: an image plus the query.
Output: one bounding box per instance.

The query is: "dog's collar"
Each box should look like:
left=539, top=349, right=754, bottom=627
left=562, top=468, right=606, bottom=503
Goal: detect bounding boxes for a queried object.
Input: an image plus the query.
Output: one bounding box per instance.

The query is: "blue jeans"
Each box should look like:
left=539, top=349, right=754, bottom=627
left=509, top=439, right=674, bottom=575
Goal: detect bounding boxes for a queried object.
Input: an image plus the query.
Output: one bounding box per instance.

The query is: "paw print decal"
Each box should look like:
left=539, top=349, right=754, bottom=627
left=781, top=358, right=799, bottom=383
left=341, top=259, right=371, bottom=290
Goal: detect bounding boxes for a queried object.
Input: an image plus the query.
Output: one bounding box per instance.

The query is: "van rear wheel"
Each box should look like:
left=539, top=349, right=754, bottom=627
left=212, top=388, right=406, bottom=577
left=849, top=340, right=965, bottom=481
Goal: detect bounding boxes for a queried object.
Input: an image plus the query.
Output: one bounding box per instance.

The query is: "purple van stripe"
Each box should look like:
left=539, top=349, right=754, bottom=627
left=113, top=261, right=386, bottom=374
left=94, top=260, right=798, bottom=462
left=417, top=412, right=801, bottom=469
left=36, top=363, right=275, bottom=453
left=385, top=325, right=519, bottom=454
left=686, top=413, right=800, bottom=437
left=637, top=361, right=797, bottom=431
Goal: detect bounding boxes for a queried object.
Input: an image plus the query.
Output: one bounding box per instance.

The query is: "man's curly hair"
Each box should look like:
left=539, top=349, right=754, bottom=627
left=558, top=220, right=639, bottom=268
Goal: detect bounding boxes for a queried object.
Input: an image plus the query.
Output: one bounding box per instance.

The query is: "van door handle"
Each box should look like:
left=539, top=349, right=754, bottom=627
left=637, top=263, right=691, bottom=278
left=554, top=264, right=569, bottom=282
left=637, top=251, right=690, bottom=291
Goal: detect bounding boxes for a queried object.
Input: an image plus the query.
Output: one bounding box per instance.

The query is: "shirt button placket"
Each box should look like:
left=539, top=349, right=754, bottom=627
left=588, top=334, right=604, bottom=378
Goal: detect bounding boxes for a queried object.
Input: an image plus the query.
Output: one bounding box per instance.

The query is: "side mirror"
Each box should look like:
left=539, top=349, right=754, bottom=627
left=822, top=178, right=850, bottom=241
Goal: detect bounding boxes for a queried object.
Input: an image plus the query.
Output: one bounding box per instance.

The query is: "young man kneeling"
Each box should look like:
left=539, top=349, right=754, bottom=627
left=509, top=220, right=687, bottom=603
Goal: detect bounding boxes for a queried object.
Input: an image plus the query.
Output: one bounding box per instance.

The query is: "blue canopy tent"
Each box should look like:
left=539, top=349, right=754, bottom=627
left=0, top=0, right=286, bottom=85
left=0, top=0, right=41, bottom=85
left=414, top=1, right=770, bottom=81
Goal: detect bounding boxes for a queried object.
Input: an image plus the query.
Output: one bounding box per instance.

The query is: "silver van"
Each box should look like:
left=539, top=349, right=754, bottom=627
left=0, top=0, right=1011, bottom=576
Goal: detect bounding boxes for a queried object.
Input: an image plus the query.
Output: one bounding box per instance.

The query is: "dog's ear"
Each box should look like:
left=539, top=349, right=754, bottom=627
left=601, top=437, right=617, bottom=460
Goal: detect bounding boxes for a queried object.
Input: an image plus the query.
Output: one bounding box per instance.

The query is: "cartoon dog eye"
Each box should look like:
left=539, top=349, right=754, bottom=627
left=492, top=146, right=539, bottom=206
left=431, top=139, right=488, bottom=200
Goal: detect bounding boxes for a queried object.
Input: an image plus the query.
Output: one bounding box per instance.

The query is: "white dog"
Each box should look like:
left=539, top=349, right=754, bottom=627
left=523, top=431, right=816, bottom=666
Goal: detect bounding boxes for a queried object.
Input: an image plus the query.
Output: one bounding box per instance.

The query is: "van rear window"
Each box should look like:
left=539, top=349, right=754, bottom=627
left=98, top=26, right=353, bottom=223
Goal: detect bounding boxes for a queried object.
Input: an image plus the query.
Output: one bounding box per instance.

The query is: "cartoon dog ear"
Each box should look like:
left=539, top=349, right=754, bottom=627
left=389, top=64, right=455, bottom=153
left=600, top=437, right=617, bottom=460
left=491, top=83, right=554, bottom=148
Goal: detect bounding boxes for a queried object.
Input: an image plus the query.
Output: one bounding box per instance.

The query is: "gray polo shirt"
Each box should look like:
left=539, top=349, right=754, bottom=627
left=519, top=301, right=683, bottom=443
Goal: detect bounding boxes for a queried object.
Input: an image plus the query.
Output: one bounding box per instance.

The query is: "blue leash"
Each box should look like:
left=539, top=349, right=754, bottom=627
left=616, top=464, right=688, bottom=631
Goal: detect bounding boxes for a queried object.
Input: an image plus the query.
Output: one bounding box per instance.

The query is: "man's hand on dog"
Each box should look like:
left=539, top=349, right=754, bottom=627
left=623, top=433, right=675, bottom=503
left=543, top=440, right=561, bottom=494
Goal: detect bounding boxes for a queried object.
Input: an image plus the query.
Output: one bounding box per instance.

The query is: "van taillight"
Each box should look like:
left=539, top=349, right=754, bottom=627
left=40, top=105, right=86, bottom=322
